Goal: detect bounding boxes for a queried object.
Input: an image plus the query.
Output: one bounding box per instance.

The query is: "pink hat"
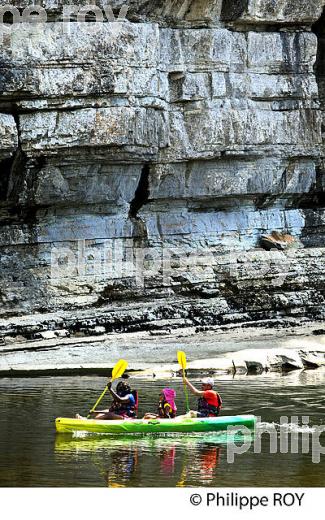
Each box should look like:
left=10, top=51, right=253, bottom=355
left=163, top=388, right=177, bottom=412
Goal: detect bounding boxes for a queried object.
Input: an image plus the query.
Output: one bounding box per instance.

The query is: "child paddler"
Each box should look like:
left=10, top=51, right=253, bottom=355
left=184, top=377, right=222, bottom=417
left=158, top=388, right=177, bottom=419
left=143, top=388, right=177, bottom=420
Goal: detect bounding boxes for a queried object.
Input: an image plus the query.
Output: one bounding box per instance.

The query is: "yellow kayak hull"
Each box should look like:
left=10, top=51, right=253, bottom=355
left=55, top=415, right=256, bottom=434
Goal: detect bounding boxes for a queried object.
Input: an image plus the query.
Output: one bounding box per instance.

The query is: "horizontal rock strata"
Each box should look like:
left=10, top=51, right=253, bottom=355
left=0, top=1, right=325, bottom=334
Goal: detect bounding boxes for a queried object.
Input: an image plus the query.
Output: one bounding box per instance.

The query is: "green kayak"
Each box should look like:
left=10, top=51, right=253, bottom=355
left=55, top=415, right=256, bottom=434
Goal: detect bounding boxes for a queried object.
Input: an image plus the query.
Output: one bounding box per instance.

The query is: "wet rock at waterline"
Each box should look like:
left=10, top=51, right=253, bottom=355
left=0, top=1, right=325, bottom=333
left=1, top=346, right=325, bottom=377
left=1, top=324, right=325, bottom=377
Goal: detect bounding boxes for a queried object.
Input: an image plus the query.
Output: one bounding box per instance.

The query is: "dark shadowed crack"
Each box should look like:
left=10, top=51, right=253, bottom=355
left=128, top=163, right=150, bottom=242
left=220, top=0, right=249, bottom=22
left=1, top=108, right=47, bottom=235
left=0, top=157, right=14, bottom=202
left=313, top=6, right=325, bottom=106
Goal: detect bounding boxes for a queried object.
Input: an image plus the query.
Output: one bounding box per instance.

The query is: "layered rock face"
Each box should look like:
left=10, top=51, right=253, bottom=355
left=0, top=1, right=325, bottom=330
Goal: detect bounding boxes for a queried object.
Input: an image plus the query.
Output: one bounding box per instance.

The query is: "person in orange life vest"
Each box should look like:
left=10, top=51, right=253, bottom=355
left=184, top=377, right=222, bottom=417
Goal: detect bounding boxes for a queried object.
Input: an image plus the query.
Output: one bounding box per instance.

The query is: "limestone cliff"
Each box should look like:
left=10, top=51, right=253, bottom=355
left=0, top=1, right=325, bottom=336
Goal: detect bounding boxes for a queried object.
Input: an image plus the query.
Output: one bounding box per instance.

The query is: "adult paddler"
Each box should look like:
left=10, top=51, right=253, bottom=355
left=184, top=377, right=222, bottom=417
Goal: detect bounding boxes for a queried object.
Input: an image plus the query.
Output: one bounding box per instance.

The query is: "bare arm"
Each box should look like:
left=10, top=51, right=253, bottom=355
left=184, top=377, right=204, bottom=396
left=108, top=385, right=132, bottom=403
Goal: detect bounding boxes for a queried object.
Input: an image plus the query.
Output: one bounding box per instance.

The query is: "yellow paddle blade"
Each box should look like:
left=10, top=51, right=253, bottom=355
left=111, top=359, right=128, bottom=381
left=177, top=351, right=187, bottom=370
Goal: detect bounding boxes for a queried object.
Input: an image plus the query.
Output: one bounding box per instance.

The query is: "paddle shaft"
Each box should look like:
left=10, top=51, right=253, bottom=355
left=87, top=385, right=110, bottom=418
left=182, top=369, right=190, bottom=413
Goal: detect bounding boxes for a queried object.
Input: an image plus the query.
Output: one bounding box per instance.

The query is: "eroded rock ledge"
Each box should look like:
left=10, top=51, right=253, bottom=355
left=1, top=344, right=324, bottom=378
left=0, top=1, right=325, bottom=332
left=1, top=320, right=325, bottom=377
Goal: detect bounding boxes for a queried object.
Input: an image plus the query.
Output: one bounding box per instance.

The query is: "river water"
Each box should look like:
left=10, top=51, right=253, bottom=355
left=1, top=369, right=325, bottom=487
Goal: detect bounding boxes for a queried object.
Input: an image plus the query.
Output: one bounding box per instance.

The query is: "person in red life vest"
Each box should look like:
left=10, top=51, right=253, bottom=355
left=143, top=388, right=177, bottom=419
left=184, top=377, right=222, bottom=417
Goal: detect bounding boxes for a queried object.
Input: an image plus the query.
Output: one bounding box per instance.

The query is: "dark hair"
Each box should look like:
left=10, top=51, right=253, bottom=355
left=116, top=381, right=131, bottom=396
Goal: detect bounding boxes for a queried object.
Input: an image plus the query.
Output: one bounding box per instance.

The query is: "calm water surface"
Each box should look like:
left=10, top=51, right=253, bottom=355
left=0, top=370, right=325, bottom=487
